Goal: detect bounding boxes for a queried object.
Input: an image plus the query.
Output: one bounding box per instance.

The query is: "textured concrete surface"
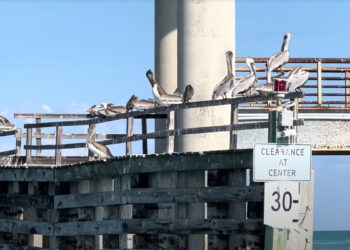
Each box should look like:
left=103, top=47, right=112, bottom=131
left=237, top=120, right=350, bottom=150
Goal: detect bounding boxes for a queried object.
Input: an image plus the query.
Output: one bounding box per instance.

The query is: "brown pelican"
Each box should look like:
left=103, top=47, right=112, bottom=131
left=0, top=115, right=17, bottom=132
left=231, top=58, right=257, bottom=97
left=126, top=95, right=156, bottom=111
left=183, top=85, right=194, bottom=103
left=86, top=127, right=113, bottom=159
left=88, top=103, right=127, bottom=117
left=146, top=69, right=186, bottom=106
left=212, top=51, right=234, bottom=100
left=266, top=32, right=291, bottom=83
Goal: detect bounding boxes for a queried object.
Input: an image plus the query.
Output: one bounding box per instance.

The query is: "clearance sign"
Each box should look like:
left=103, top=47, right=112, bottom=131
left=253, top=143, right=311, bottom=182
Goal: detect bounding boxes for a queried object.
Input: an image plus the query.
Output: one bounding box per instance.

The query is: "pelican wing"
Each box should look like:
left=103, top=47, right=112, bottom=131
left=0, top=115, right=11, bottom=125
left=212, top=74, right=234, bottom=100
left=231, top=74, right=256, bottom=97
left=133, top=99, right=156, bottom=110
left=267, top=50, right=290, bottom=83
left=89, top=142, right=113, bottom=158
left=252, top=83, right=274, bottom=97
left=288, top=71, right=309, bottom=91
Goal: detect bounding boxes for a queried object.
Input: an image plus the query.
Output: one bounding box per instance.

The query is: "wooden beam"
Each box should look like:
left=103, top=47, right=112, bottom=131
left=54, top=149, right=253, bottom=181
left=141, top=118, right=148, bottom=154
left=54, top=218, right=263, bottom=236
left=55, top=126, right=62, bottom=165
left=54, top=186, right=263, bottom=209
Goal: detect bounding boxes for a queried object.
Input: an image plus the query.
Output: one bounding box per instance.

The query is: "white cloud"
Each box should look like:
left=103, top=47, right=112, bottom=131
left=42, top=104, right=53, bottom=113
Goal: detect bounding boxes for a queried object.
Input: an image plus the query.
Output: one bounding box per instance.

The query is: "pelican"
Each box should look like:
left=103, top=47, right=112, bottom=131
left=183, top=85, right=194, bottom=103
left=231, top=58, right=257, bottom=97
left=86, top=127, right=113, bottom=159
left=87, top=104, right=104, bottom=117
left=126, top=95, right=156, bottom=111
left=0, top=115, right=17, bottom=132
left=146, top=70, right=184, bottom=106
left=251, top=83, right=274, bottom=97
left=266, top=32, right=291, bottom=83
left=97, top=103, right=127, bottom=117
left=212, top=51, right=234, bottom=100
left=287, top=69, right=309, bottom=92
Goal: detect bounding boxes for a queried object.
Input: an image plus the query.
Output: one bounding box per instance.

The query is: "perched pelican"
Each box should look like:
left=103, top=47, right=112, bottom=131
left=146, top=70, right=182, bottom=97
left=86, top=127, right=113, bottom=159
left=88, top=103, right=126, bottom=117
left=266, top=33, right=291, bottom=83
left=212, top=51, right=234, bottom=100
left=146, top=70, right=184, bottom=106
left=287, top=69, right=309, bottom=92
left=98, top=103, right=127, bottom=117
left=126, top=95, right=156, bottom=111
left=0, top=115, right=17, bottom=132
left=183, top=85, right=194, bottom=103
left=231, top=58, right=257, bottom=97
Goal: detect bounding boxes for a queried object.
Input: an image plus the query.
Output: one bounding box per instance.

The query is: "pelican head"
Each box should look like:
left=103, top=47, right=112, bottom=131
left=126, top=95, right=139, bottom=111
left=226, top=51, right=233, bottom=58
left=246, top=57, right=255, bottom=65
left=281, top=32, right=291, bottom=51
left=146, top=69, right=155, bottom=86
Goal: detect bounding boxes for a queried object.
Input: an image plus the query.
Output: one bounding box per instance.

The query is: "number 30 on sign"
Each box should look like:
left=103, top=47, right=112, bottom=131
left=264, top=181, right=300, bottom=230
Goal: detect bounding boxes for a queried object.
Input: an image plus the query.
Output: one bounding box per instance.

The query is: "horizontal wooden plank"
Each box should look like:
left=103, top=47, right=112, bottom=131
left=0, top=166, right=54, bottom=182
left=54, top=149, right=253, bottom=181
left=24, top=122, right=269, bottom=150
left=0, top=131, right=17, bottom=137
left=0, top=149, right=17, bottom=156
left=0, top=245, right=49, bottom=250
left=17, top=132, right=127, bottom=140
left=0, top=219, right=53, bottom=236
left=15, top=113, right=166, bottom=120
left=0, top=194, right=53, bottom=209
left=54, top=218, right=263, bottom=236
left=24, top=92, right=303, bottom=128
left=54, top=186, right=263, bottom=209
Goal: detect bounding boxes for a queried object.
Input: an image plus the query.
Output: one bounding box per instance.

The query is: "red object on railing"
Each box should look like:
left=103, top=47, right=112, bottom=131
left=274, top=78, right=288, bottom=93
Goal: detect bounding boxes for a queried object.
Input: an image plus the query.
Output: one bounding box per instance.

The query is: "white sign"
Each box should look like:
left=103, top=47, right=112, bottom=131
left=253, top=143, right=311, bottom=182
left=264, top=181, right=300, bottom=230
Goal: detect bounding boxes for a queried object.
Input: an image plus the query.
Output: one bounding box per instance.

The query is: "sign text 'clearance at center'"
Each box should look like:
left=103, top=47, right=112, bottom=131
left=253, top=143, right=311, bottom=182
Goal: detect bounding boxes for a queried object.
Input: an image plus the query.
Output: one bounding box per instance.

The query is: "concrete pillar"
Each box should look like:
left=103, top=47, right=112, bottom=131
left=177, top=1, right=235, bottom=249
left=176, top=0, right=235, bottom=152
left=155, top=0, right=177, bottom=153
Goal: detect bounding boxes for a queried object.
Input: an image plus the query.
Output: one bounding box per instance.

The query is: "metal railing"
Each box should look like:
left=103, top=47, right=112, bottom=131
left=236, top=57, right=350, bottom=108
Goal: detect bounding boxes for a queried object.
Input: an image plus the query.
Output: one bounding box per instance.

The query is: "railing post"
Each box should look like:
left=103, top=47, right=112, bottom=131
left=229, top=104, right=238, bottom=150
left=87, top=124, right=96, bottom=161
left=15, top=129, right=22, bottom=156
left=55, top=126, right=62, bottom=165
left=126, top=117, right=134, bottom=155
left=345, top=71, right=349, bottom=107
left=141, top=117, right=148, bottom=154
left=36, top=118, right=42, bottom=156
left=317, top=61, right=323, bottom=106
left=166, top=111, right=175, bottom=153
left=26, top=128, right=32, bottom=164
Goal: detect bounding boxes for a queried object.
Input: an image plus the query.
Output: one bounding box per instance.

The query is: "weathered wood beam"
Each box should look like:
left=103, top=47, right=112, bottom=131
left=0, top=194, right=52, bottom=209
left=0, top=219, right=53, bottom=236
left=54, top=186, right=263, bottom=209
left=54, top=218, right=263, bottom=236
left=0, top=131, right=17, bottom=137
left=0, top=150, right=17, bottom=156
left=54, top=149, right=253, bottom=181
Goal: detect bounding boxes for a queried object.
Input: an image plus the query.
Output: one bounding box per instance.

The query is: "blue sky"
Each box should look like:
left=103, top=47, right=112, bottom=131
left=1, top=0, right=350, bottom=230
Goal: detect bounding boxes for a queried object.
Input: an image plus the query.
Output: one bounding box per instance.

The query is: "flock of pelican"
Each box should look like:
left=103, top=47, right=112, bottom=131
left=212, top=32, right=309, bottom=100
left=0, top=32, right=309, bottom=159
